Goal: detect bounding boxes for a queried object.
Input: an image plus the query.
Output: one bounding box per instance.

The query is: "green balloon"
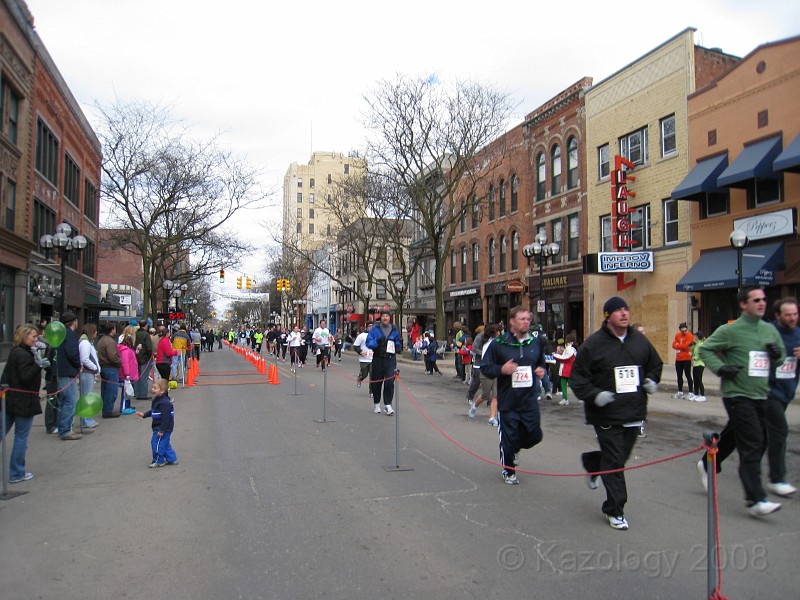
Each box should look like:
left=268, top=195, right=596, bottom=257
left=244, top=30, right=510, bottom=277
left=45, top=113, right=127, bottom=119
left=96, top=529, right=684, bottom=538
left=75, top=392, right=102, bottom=418
left=45, top=320, right=67, bottom=348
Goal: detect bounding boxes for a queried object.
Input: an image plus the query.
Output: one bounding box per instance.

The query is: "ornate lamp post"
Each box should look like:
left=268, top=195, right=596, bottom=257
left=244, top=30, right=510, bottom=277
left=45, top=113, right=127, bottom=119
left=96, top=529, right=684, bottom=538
left=729, top=229, right=749, bottom=292
left=292, top=299, right=305, bottom=327
left=393, top=275, right=407, bottom=332
left=522, top=231, right=561, bottom=334
left=363, top=287, right=372, bottom=324
left=39, top=222, right=87, bottom=315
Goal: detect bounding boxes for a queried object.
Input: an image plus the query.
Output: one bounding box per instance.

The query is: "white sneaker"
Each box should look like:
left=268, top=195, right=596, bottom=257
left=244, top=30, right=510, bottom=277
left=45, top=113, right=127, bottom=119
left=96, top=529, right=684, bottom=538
left=385, top=405, right=394, bottom=416
left=558, top=399, right=569, bottom=406
left=607, top=515, right=629, bottom=530
left=545, top=392, right=553, bottom=401
left=373, top=404, right=381, bottom=414
left=747, top=500, right=782, bottom=517
left=586, top=475, right=599, bottom=490
left=767, top=482, right=797, bottom=497
left=694, top=395, right=707, bottom=402
left=697, top=460, right=708, bottom=492
left=687, top=393, right=696, bottom=401
left=674, top=392, right=685, bottom=399
left=468, top=405, right=477, bottom=419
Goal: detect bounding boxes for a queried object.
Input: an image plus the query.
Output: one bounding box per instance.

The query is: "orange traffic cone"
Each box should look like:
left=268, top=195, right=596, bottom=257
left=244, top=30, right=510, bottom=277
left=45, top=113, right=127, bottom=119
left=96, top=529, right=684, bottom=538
left=270, top=363, right=280, bottom=385
left=259, top=357, right=266, bottom=375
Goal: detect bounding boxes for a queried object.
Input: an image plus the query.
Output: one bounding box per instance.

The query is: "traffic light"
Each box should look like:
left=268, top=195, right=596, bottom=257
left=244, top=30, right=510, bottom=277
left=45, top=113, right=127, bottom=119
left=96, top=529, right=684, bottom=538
left=219, top=269, right=225, bottom=283
left=237, top=277, right=242, bottom=289
left=276, top=278, right=291, bottom=292
left=246, top=277, right=252, bottom=290
left=211, top=311, right=217, bottom=317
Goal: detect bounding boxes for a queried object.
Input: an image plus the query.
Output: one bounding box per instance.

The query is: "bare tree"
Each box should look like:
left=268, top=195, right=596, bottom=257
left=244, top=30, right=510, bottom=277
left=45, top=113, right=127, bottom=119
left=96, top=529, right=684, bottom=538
left=363, top=75, right=514, bottom=338
left=97, top=99, right=267, bottom=319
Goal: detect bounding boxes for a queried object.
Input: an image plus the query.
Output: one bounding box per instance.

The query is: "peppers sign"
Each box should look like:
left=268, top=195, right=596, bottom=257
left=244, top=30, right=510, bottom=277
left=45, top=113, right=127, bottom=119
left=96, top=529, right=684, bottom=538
left=598, top=252, right=654, bottom=273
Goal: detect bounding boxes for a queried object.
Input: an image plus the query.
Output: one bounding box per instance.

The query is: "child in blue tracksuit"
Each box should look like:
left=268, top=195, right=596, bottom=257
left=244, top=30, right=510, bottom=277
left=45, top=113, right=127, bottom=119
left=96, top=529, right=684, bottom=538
left=135, top=379, right=178, bottom=467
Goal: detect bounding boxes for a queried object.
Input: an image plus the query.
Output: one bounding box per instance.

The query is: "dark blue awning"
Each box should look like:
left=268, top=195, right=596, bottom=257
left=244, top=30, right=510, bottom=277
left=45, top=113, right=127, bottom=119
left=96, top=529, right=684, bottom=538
left=671, top=154, right=728, bottom=201
left=774, top=133, right=800, bottom=173
left=718, top=136, right=783, bottom=188
left=676, top=242, right=784, bottom=292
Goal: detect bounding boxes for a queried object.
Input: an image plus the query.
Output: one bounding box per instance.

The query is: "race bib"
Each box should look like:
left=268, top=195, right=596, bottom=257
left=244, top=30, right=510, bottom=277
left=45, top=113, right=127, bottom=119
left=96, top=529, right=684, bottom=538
left=387, top=340, right=396, bottom=354
left=748, top=351, right=770, bottom=378
left=614, top=365, right=640, bottom=394
left=512, top=366, right=533, bottom=388
left=363, top=349, right=373, bottom=359
left=776, top=356, right=797, bottom=380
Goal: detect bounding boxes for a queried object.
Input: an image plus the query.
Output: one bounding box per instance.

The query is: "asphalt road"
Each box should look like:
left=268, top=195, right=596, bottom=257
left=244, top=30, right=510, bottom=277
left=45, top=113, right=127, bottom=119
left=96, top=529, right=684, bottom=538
left=1, top=348, right=798, bottom=599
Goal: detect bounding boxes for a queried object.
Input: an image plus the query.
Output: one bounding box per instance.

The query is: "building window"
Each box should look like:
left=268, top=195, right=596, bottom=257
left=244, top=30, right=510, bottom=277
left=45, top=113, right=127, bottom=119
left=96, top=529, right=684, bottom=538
left=663, top=198, right=679, bottom=244
left=83, top=179, right=98, bottom=222
left=472, top=243, right=479, bottom=280
left=309, top=223, right=314, bottom=234
left=460, top=200, right=466, bottom=233
left=511, top=230, right=519, bottom=271
left=630, top=205, right=651, bottom=249
left=344, top=164, right=350, bottom=174
left=376, top=280, right=387, bottom=300
left=598, top=144, right=610, bottom=180
left=3, top=82, right=20, bottom=144
left=551, top=219, right=563, bottom=264
left=499, top=235, right=507, bottom=273
left=566, top=137, right=579, bottom=189
left=327, top=174, right=332, bottom=184
left=297, top=193, right=302, bottom=203
left=297, top=180, right=303, bottom=188
left=309, top=193, right=314, bottom=204
left=309, top=208, right=314, bottom=219
left=620, top=126, right=649, bottom=166
left=35, top=118, right=59, bottom=186
left=700, top=193, right=729, bottom=219
left=708, top=130, right=717, bottom=146
left=461, top=246, right=467, bottom=282
left=568, top=214, right=579, bottom=260
left=310, top=178, right=315, bottom=188
left=33, top=199, right=56, bottom=252
left=600, top=215, right=612, bottom=252
left=4, top=179, right=16, bottom=231
left=551, top=145, right=562, bottom=195
left=758, top=110, right=768, bottom=129
left=536, top=152, right=546, bottom=200
left=296, top=222, right=302, bottom=233
left=499, top=179, right=506, bottom=216
left=488, top=185, right=495, bottom=221
left=471, top=194, right=479, bottom=228
left=748, top=178, right=782, bottom=208
left=510, top=174, right=518, bottom=212
left=82, top=238, right=95, bottom=277
left=297, top=208, right=302, bottom=218
left=327, top=224, right=330, bottom=236
left=450, top=250, right=456, bottom=284
left=661, top=115, right=676, bottom=157
left=63, top=154, right=80, bottom=206
left=488, top=238, right=495, bottom=276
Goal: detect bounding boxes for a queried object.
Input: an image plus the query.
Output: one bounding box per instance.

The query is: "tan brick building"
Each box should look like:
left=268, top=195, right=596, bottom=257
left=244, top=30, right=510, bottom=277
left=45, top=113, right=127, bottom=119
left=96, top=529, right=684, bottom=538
left=584, top=29, right=737, bottom=361
left=672, top=35, right=800, bottom=333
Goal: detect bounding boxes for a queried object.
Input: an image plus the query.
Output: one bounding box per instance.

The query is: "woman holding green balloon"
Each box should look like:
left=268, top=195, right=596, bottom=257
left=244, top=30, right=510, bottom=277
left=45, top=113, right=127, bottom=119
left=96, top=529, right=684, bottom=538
left=0, top=324, right=46, bottom=483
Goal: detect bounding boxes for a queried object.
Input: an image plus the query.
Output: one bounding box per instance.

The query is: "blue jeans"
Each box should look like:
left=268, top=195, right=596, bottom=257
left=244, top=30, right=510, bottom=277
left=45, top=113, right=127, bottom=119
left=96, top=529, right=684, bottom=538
left=57, top=377, right=79, bottom=437
left=3, top=413, right=34, bottom=480
left=534, top=370, right=553, bottom=398
left=151, top=431, right=178, bottom=465
left=79, top=371, right=99, bottom=426
left=134, top=361, right=152, bottom=399
left=100, top=368, right=119, bottom=416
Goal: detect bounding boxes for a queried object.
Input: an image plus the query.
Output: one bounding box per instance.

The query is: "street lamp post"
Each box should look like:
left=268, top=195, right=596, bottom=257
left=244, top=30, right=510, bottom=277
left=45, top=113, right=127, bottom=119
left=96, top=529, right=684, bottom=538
left=393, top=275, right=406, bottom=333
left=522, top=231, right=561, bottom=334
left=39, top=222, right=87, bottom=315
left=729, top=229, right=749, bottom=292
left=363, top=288, right=372, bottom=324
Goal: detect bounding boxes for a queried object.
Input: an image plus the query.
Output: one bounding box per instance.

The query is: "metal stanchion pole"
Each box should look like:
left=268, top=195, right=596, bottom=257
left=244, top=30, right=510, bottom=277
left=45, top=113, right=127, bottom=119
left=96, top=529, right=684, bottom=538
left=383, top=369, right=412, bottom=472
left=291, top=349, right=303, bottom=396
left=1, top=389, right=29, bottom=500
left=314, top=354, right=334, bottom=423
left=703, top=430, right=720, bottom=599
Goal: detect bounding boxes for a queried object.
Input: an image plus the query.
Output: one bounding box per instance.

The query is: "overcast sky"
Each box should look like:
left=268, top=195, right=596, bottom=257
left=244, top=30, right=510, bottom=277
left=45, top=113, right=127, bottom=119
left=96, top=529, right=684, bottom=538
left=24, top=0, right=799, bottom=282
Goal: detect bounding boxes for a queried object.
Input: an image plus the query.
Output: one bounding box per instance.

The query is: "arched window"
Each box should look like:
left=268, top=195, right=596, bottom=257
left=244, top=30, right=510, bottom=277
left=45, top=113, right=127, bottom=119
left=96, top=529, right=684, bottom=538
left=471, top=194, right=479, bottom=228
left=499, top=179, right=506, bottom=216
left=511, top=230, right=519, bottom=270
left=536, top=153, right=546, bottom=201
left=450, top=250, right=456, bottom=284
left=499, top=234, right=507, bottom=273
left=488, top=238, right=496, bottom=275
left=551, top=144, right=562, bottom=195
left=567, top=136, right=579, bottom=189
left=488, top=185, right=495, bottom=221
left=460, top=200, right=466, bottom=233
left=461, top=246, right=467, bottom=282
left=472, top=243, right=479, bottom=280
left=510, top=174, right=518, bottom=212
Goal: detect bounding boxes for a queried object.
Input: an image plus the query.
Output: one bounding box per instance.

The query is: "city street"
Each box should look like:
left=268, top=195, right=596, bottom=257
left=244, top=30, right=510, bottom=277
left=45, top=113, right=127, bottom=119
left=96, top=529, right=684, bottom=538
left=1, top=348, right=798, bottom=599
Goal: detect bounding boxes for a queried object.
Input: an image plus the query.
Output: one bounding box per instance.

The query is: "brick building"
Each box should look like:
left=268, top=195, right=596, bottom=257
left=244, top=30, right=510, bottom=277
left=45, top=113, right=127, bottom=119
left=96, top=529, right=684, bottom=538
left=672, top=35, right=800, bottom=333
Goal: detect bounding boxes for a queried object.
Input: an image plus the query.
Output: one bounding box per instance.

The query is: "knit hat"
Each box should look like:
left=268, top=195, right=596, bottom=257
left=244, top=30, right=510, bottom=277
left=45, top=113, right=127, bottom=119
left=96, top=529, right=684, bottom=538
left=60, top=311, right=77, bottom=324
left=603, top=297, right=629, bottom=319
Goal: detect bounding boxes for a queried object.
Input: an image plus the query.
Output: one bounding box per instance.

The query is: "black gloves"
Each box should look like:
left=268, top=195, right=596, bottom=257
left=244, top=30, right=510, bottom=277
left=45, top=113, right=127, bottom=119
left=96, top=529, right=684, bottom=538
left=765, top=343, right=782, bottom=360
left=718, top=365, right=741, bottom=380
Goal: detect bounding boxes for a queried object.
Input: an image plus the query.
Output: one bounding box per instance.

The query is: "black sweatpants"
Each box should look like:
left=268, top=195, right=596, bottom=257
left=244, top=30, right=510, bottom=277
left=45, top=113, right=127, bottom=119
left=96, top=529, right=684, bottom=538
left=370, top=355, right=397, bottom=406
left=582, top=425, right=639, bottom=517
left=498, top=408, right=543, bottom=476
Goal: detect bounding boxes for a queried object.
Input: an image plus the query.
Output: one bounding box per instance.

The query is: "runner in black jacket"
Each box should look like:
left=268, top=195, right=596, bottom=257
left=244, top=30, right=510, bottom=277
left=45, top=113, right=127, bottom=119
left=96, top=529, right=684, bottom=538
left=570, top=296, right=662, bottom=530
left=482, top=306, right=547, bottom=485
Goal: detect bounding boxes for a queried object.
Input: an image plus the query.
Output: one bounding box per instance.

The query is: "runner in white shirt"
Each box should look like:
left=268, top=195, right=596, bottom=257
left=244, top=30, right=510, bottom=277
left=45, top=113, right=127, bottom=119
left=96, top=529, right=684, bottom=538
left=353, top=324, right=373, bottom=389
left=312, top=319, right=332, bottom=370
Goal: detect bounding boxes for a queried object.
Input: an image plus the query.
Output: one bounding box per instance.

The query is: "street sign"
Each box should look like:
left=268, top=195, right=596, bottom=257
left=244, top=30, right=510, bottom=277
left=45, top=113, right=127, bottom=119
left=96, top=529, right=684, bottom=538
left=537, top=300, right=545, bottom=313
